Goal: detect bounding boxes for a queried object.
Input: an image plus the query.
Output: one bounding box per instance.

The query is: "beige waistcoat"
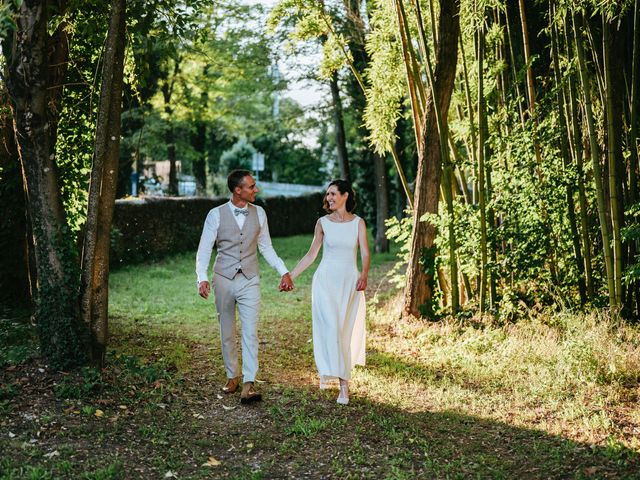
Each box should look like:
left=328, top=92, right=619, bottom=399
left=213, top=204, right=260, bottom=280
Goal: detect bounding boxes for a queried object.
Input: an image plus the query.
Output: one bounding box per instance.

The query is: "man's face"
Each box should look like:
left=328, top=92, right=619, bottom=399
left=235, top=175, right=258, bottom=203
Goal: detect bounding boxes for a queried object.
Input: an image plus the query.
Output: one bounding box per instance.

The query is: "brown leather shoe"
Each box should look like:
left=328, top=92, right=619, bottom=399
left=222, top=377, right=240, bottom=394
left=240, top=382, right=262, bottom=404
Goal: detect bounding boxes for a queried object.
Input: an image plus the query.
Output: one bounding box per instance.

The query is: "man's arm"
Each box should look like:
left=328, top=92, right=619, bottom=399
left=195, top=208, right=220, bottom=299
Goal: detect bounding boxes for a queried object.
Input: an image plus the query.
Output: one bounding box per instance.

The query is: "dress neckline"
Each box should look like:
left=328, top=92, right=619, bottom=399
left=324, top=214, right=358, bottom=224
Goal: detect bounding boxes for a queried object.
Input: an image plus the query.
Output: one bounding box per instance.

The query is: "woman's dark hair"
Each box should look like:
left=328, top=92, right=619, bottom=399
left=323, top=179, right=357, bottom=213
left=227, top=169, right=252, bottom=192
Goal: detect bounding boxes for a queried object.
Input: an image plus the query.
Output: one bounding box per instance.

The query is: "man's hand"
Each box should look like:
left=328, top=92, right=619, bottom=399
left=198, top=280, right=211, bottom=299
left=279, top=273, right=294, bottom=292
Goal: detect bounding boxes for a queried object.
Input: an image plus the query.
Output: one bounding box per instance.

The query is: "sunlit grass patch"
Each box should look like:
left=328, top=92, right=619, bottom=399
left=365, top=294, right=640, bottom=449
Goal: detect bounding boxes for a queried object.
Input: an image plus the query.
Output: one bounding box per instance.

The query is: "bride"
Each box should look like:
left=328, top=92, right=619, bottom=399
left=287, top=180, right=369, bottom=405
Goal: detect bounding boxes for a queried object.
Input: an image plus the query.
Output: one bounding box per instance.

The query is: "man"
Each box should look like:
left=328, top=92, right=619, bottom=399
left=196, top=170, right=294, bottom=404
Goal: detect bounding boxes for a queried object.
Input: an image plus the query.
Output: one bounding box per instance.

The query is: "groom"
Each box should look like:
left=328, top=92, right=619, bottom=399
left=196, top=169, right=294, bottom=404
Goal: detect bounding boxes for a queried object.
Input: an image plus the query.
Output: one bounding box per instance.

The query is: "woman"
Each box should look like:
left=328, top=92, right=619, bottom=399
left=289, top=180, right=369, bottom=405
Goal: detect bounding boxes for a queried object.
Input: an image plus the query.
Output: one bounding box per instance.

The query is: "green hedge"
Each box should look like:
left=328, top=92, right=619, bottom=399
left=110, top=193, right=324, bottom=266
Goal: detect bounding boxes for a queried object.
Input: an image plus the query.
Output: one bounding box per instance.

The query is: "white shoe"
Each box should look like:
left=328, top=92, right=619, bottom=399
left=319, top=376, right=330, bottom=390
left=336, top=383, right=349, bottom=405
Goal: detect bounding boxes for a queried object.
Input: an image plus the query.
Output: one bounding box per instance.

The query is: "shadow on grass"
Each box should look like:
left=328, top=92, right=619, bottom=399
left=313, top=397, right=640, bottom=479
left=2, top=309, right=639, bottom=479
left=335, top=347, right=640, bottom=478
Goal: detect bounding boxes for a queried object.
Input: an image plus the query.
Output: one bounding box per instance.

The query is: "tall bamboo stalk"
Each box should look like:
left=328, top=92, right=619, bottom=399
left=477, top=19, right=489, bottom=311
left=503, top=3, right=526, bottom=127
left=562, top=17, right=594, bottom=300
left=583, top=19, right=606, bottom=109
left=494, top=8, right=507, bottom=112
left=567, top=66, right=595, bottom=300
left=428, top=0, right=437, bottom=47
left=630, top=0, right=640, bottom=315
left=459, top=36, right=478, bottom=208
left=517, top=0, right=543, bottom=169
left=572, top=11, right=617, bottom=308
left=394, top=0, right=424, bottom=147
left=550, top=2, right=587, bottom=305
left=602, top=16, right=623, bottom=308
left=631, top=0, right=640, bottom=206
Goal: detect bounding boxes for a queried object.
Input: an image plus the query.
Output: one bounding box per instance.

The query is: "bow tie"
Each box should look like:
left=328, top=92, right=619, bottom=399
left=234, top=208, right=249, bottom=217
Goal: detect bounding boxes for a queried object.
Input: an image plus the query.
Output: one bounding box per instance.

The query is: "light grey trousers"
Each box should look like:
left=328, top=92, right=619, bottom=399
left=213, top=272, right=261, bottom=383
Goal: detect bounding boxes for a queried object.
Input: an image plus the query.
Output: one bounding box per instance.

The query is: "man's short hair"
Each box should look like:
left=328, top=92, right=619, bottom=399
left=227, top=169, right=252, bottom=192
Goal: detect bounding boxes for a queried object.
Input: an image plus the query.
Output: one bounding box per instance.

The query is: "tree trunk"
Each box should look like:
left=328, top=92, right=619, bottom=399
left=166, top=121, right=177, bottom=195
left=329, top=72, right=351, bottom=182
left=162, top=60, right=180, bottom=196
left=401, top=0, right=460, bottom=318
left=192, top=121, right=207, bottom=194
left=4, top=0, right=88, bottom=367
left=373, top=152, right=390, bottom=252
left=81, top=0, right=127, bottom=366
left=413, top=0, right=459, bottom=313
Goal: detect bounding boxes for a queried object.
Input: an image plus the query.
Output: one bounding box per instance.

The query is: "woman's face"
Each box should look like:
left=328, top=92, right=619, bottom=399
left=325, top=185, right=348, bottom=211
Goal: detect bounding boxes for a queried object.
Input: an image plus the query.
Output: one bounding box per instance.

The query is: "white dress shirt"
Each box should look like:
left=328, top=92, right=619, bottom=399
left=195, top=201, right=288, bottom=283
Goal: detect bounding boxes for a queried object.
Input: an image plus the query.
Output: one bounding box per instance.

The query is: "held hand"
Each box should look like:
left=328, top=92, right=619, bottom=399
left=279, top=273, right=294, bottom=292
left=356, top=275, right=368, bottom=291
left=198, top=281, right=211, bottom=299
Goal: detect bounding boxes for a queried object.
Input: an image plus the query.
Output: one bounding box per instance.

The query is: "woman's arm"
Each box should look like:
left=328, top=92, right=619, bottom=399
left=356, top=218, right=370, bottom=291
left=289, top=219, right=324, bottom=281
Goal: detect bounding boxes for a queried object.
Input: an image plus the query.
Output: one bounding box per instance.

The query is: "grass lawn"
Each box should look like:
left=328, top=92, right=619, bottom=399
left=1, top=233, right=639, bottom=479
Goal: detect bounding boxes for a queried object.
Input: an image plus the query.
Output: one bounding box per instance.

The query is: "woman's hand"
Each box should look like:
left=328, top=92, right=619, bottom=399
left=356, top=275, right=368, bottom=291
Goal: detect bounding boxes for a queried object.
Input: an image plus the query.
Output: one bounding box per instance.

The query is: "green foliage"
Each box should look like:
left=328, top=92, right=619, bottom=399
left=54, top=367, right=104, bottom=400
left=111, top=353, right=173, bottom=384
left=363, top=0, right=407, bottom=155
left=219, top=137, right=256, bottom=172
left=81, top=461, right=124, bottom=480
left=383, top=213, right=412, bottom=288
left=253, top=99, right=328, bottom=185
left=55, top=1, right=111, bottom=235
left=118, top=0, right=325, bottom=189
left=384, top=212, right=443, bottom=319
left=622, top=202, right=640, bottom=286
left=0, top=1, right=18, bottom=41
left=285, top=411, right=328, bottom=437
left=0, top=382, right=19, bottom=401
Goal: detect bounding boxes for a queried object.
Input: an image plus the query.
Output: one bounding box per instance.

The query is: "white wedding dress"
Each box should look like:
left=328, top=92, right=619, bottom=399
left=312, top=215, right=366, bottom=381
